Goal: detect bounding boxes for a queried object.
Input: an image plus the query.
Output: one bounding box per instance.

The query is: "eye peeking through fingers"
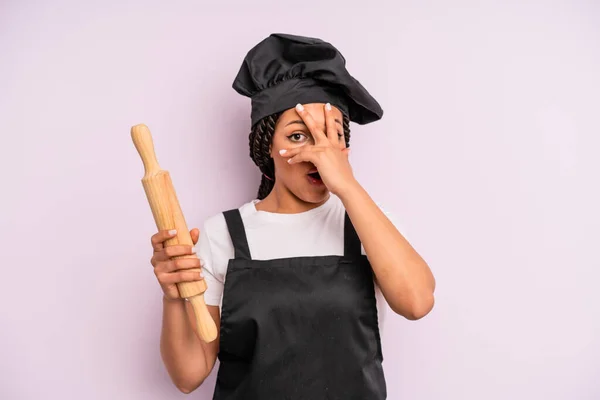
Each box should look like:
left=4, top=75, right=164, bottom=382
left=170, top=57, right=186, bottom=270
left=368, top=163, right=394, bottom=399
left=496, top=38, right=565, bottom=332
left=287, top=132, right=308, bottom=143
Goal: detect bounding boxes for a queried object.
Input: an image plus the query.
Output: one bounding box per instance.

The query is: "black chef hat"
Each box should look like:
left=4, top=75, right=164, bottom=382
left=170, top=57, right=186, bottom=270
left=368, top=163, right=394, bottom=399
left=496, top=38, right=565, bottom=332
left=232, top=33, right=384, bottom=127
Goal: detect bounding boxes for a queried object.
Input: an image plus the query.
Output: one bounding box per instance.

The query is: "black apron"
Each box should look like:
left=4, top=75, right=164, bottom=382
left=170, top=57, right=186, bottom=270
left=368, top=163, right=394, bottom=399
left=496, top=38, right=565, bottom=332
left=212, top=208, right=387, bottom=400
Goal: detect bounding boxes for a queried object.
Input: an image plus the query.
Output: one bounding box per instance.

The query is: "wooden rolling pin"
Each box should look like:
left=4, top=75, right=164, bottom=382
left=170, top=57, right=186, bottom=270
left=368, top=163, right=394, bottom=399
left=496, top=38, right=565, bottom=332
left=131, top=123, right=217, bottom=343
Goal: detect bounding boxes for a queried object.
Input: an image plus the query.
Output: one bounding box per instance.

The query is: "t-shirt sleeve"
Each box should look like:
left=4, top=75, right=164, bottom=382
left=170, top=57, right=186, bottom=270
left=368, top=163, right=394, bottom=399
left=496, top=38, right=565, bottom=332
left=197, top=221, right=225, bottom=307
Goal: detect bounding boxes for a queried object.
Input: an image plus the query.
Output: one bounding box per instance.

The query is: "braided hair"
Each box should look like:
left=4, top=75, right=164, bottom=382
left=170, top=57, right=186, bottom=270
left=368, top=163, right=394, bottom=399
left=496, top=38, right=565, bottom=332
left=249, top=111, right=352, bottom=200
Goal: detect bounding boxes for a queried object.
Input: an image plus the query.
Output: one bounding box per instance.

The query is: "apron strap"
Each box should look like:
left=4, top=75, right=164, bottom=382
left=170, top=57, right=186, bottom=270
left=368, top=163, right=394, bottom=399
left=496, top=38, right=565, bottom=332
left=344, top=211, right=362, bottom=258
left=223, top=209, right=252, bottom=260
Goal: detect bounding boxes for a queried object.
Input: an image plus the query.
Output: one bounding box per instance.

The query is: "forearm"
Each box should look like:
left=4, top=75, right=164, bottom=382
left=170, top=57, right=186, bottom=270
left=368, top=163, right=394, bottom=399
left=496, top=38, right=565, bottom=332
left=338, top=180, right=436, bottom=319
left=160, top=296, right=212, bottom=393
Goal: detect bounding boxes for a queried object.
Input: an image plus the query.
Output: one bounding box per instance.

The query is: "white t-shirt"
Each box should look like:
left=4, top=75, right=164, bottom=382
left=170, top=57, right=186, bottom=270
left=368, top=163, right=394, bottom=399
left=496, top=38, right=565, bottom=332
left=197, top=193, right=406, bottom=327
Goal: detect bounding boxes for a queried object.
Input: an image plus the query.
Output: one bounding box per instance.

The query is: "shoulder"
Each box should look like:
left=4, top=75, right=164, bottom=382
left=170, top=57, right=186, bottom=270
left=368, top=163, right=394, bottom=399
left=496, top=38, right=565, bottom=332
left=201, top=199, right=257, bottom=242
left=195, top=199, right=258, bottom=307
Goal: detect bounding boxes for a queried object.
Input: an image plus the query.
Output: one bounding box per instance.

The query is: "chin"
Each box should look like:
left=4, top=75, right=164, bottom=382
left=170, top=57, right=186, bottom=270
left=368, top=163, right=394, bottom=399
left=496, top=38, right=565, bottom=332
left=293, top=185, right=330, bottom=204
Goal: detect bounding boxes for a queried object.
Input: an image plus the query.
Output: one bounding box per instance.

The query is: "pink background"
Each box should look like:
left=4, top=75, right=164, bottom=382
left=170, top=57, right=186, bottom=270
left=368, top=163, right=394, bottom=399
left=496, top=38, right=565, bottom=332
left=1, top=0, right=599, bottom=398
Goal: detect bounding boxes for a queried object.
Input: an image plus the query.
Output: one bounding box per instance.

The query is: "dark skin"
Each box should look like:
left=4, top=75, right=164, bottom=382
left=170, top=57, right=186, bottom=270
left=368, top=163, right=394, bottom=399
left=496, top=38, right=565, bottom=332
left=256, top=102, right=349, bottom=213
left=149, top=102, right=435, bottom=393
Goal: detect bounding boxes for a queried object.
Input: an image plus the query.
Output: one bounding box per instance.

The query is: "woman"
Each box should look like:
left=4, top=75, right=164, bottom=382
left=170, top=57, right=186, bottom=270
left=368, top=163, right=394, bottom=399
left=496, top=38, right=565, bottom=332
left=149, top=33, right=436, bottom=398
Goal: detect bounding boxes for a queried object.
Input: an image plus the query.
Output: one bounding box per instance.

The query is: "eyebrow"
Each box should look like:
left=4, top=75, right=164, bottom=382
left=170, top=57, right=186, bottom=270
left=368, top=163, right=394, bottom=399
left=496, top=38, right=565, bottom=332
left=285, top=119, right=343, bottom=128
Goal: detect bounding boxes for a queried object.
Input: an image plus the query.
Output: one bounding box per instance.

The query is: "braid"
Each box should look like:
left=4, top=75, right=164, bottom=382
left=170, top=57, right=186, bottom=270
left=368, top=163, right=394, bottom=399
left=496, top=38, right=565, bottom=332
left=249, top=111, right=352, bottom=200
left=249, top=113, right=280, bottom=200
left=343, top=114, right=351, bottom=148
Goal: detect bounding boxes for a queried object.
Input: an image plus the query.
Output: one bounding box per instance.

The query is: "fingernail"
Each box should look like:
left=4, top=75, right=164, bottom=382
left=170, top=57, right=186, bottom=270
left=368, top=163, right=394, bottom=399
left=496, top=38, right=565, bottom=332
left=326, top=103, right=332, bottom=111
left=296, top=103, right=304, bottom=112
left=191, top=247, right=197, bottom=253
left=198, top=272, right=203, bottom=279
left=200, top=259, right=205, bottom=267
left=168, top=229, right=177, bottom=235
left=279, top=149, right=287, bottom=155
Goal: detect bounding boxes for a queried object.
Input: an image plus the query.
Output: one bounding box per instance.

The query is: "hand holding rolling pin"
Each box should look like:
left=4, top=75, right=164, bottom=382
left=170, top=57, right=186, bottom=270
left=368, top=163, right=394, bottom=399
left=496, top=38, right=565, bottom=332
left=131, top=123, right=218, bottom=343
left=150, top=228, right=204, bottom=301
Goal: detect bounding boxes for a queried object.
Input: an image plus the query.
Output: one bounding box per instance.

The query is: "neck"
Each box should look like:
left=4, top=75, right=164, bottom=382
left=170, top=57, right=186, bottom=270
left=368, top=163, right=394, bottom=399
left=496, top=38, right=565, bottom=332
left=256, top=182, right=329, bottom=214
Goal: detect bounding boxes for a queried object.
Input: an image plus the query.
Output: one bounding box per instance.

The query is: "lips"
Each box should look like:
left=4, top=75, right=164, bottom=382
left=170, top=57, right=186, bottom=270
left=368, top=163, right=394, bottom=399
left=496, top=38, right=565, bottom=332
left=308, top=171, right=321, bottom=180
left=307, top=168, right=323, bottom=185
left=307, top=167, right=321, bottom=179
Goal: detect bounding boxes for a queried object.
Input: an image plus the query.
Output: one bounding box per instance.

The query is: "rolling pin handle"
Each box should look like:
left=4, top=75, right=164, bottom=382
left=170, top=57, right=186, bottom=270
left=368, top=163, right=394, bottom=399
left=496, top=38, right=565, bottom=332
left=131, top=124, right=161, bottom=176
